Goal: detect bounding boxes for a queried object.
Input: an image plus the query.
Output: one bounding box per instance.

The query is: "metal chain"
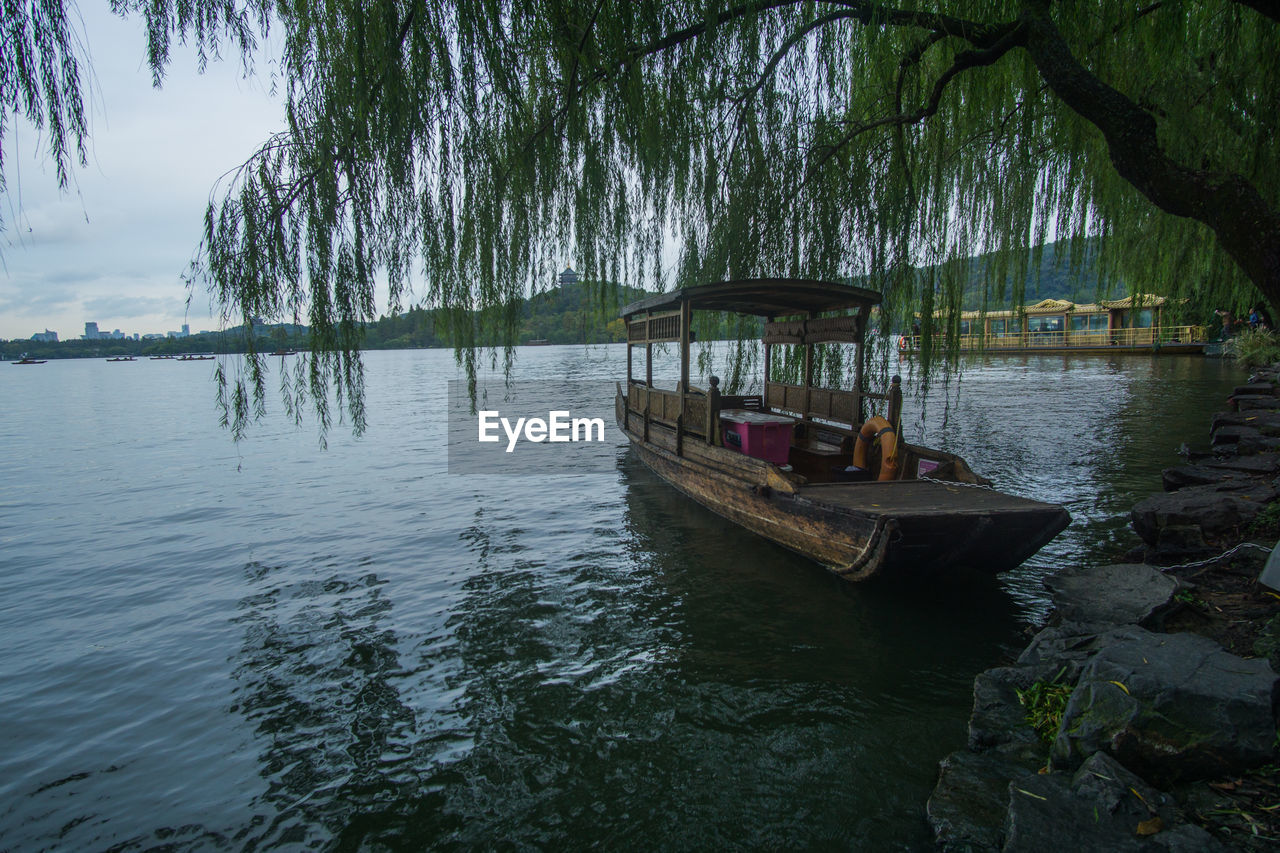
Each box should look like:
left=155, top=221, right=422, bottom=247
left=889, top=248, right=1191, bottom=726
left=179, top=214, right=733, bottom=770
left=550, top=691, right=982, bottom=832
left=1155, top=541, right=1272, bottom=572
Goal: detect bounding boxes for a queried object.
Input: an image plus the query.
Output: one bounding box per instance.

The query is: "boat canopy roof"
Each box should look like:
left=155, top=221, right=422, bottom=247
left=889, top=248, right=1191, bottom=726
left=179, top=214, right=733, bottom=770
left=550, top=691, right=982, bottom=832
left=620, top=278, right=882, bottom=320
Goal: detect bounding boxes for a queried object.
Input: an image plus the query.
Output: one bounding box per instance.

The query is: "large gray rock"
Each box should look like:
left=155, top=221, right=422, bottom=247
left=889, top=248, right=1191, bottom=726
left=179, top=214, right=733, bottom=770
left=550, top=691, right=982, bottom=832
left=1050, top=628, right=1279, bottom=784
left=1210, top=424, right=1264, bottom=446
left=1161, top=463, right=1262, bottom=492
left=1044, top=564, right=1178, bottom=628
left=1130, top=481, right=1278, bottom=551
left=967, top=666, right=1052, bottom=764
left=927, top=750, right=1036, bottom=852
left=1003, top=752, right=1225, bottom=852
left=1211, top=410, right=1280, bottom=434
left=1233, top=432, right=1280, bottom=455
left=1202, top=452, right=1280, bottom=475
left=1161, top=451, right=1280, bottom=493
left=1230, top=393, right=1280, bottom=412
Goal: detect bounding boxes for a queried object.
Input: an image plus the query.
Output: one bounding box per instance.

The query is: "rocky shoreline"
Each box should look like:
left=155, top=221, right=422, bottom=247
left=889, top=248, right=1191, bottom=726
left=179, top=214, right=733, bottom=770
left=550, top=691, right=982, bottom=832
left=928, top=366, right=1280, bottom=851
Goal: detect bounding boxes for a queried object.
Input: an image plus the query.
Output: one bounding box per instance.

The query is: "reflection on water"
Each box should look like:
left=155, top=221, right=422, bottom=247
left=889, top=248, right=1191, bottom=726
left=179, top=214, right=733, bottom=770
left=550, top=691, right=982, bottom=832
left=231, top=562, right=421, bottom=848
left=0, top=348, right=1241, bottom=850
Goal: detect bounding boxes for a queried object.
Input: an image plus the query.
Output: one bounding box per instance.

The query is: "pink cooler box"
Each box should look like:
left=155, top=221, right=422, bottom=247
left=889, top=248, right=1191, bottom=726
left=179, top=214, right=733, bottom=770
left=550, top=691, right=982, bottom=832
left=720, top=410, right=794, bottom=466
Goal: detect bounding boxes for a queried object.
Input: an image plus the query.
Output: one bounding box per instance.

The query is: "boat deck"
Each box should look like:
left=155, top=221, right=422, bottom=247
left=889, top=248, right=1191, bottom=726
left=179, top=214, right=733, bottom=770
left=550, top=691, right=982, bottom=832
left=797, top=479, right=1060, bottom=516
left=794, top=479, right=1069, bottom=576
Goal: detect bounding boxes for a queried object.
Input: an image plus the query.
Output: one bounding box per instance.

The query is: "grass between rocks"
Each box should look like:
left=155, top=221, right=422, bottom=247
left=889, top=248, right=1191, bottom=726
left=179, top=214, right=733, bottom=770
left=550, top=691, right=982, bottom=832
left=1015, top=670, right=1073, bottom=747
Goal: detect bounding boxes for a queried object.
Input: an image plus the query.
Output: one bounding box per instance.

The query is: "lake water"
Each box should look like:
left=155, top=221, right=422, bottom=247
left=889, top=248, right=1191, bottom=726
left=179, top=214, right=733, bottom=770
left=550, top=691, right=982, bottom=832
left=0, top=347, right=1240, bottom=850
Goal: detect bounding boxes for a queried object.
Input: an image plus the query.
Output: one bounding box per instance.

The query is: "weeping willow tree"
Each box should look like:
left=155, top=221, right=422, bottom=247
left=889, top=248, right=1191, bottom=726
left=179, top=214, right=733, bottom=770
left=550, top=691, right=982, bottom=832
left=6, top=0, right=1280, bottom=436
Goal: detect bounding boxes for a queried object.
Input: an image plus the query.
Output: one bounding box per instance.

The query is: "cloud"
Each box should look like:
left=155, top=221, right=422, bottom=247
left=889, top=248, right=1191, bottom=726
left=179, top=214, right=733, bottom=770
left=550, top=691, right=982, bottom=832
left=1, top=5, right=285, bottom=341
left=82, top=293, right=181, bottom=317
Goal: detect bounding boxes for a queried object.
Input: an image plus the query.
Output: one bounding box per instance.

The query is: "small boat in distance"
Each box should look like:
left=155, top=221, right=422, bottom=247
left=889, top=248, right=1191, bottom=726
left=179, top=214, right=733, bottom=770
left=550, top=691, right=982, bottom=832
left=616, top=279, right=1070, bottom=582
left=106, top=357, right=136, bottom=362
left=177, top=354, right=215, bottom=361
left=898, top=296, right=1207, bottom=356
left=12, top=355, right=46, bottom=365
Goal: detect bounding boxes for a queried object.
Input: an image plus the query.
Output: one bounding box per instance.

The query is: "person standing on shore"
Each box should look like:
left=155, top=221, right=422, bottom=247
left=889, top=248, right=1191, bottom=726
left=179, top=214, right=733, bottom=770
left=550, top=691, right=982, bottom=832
left=1215, top=308, right=1236, bottom=340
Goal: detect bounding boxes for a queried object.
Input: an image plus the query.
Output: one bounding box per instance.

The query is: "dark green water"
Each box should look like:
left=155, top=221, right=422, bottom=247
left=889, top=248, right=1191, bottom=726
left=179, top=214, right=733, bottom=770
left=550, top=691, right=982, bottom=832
left=0, top=348, right=1240, bottom=849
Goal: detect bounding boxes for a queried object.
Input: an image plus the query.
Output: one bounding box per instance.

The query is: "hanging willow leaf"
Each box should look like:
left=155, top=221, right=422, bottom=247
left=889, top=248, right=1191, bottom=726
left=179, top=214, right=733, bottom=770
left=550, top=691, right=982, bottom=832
left=6, top=1, right=1280, bottom=438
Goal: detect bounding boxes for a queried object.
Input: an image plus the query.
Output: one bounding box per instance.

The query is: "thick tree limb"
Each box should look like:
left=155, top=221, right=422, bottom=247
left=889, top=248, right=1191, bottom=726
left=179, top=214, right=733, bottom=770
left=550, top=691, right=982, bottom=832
left=1020, top=0, right=1280, bottom=304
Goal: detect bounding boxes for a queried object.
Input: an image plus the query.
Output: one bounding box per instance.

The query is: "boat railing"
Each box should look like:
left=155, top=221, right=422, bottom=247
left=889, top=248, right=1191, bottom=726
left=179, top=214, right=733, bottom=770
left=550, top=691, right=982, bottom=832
left=626, top=382, right=711, bottom=440
left=901, top=324, right=1206, bottom=351
left=626, top=377, right=896, bottom=449
left=765, top=381, right=887, bottom=428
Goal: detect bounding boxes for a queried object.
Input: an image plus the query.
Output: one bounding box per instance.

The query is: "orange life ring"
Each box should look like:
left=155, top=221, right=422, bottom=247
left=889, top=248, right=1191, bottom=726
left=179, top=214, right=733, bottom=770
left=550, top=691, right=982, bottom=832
left=898, top=335, right=908, bottom=352
left=851, top=415, right=900, bottom=482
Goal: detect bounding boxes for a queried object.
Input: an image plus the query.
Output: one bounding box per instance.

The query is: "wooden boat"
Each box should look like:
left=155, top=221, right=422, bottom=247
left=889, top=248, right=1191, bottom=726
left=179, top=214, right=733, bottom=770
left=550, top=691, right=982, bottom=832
left=177, top=354, right=215, bottom=361
left=899, top=296, right=1207, bottom=356
left=616, top=279, right=1070, bottom=581
left=106, top=357, right=136, bottom=362
left=12, top=356, right=46, bottom=365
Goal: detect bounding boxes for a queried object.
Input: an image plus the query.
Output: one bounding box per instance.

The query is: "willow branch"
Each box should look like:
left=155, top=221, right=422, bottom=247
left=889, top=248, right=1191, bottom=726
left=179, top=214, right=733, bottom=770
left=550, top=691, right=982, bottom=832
left=804, top=28, right=1025, bottom=187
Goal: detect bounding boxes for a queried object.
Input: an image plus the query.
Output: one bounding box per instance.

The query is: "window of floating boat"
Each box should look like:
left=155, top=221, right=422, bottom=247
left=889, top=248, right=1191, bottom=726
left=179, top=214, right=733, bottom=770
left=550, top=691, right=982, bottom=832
left=959, top=319, right=972, bottom=336
left=1027, top=315, right=1064, bottom=333
left=1135, top=309, right=1154, bottom=328
left=1070, top=314, right=1109, bottom=332
left=988, top=318, right=1022, bottom=337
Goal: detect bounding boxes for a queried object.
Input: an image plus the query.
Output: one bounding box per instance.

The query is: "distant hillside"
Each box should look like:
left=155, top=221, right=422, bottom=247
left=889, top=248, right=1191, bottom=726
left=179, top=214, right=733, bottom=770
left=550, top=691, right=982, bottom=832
left=931, top=240, right=1116, bottom=311
left=359, top=275, right=656, bottom=350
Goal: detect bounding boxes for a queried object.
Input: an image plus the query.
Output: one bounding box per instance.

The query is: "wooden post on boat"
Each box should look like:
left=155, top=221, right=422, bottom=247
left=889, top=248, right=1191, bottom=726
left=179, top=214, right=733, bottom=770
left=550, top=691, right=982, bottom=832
left=763, top=334, right=772, bottom=409
left=644, top=313, right=652, bottom=443
left=706, top=376, right=720, bottom=445
left=678, top=298, right=691, bottom=457
left=887, top=375, right=902, bottom=432
left=854, top=308, right=867, bottom=424
left=803, top=315, right=814, bottom=418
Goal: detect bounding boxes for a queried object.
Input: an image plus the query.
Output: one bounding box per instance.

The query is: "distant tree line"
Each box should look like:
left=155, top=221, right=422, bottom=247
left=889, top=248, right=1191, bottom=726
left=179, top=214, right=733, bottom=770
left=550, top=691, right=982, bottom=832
left=0, top=279, right=654, bottom=358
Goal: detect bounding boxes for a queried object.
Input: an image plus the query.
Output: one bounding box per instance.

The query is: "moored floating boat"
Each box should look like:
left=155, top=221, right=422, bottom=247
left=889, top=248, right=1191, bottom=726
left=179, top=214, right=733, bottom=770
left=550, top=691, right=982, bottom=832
left=12, top=356, right=46, bottom=365
left=616, top=279, right=1070, bottom=582
left=898, top=296, right=1208, bottom=356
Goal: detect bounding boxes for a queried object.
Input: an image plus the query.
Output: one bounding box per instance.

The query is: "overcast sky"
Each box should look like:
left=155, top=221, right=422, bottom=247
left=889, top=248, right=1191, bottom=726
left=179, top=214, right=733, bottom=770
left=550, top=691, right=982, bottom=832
left=1, top=5, right=285, bottom=341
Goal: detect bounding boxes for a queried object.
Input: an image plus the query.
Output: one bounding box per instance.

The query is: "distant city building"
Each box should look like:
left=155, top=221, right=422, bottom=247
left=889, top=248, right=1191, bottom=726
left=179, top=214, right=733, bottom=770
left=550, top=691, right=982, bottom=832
left=143, top=333, right=165, bottom=341
left=166, top=324, right=190, bottom=339
left=558, top=267, right=579, bottom=288
left=83, top=321, right=100, bottom=340
left=31, top=329, right=58, bottom=342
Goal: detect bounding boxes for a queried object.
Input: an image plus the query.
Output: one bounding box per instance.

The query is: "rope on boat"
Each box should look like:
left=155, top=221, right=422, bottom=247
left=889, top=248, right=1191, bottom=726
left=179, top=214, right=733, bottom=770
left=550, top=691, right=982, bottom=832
left=1155, top=541, right=1272, bottom=572
left=918, top=476, right=995, bottom=490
